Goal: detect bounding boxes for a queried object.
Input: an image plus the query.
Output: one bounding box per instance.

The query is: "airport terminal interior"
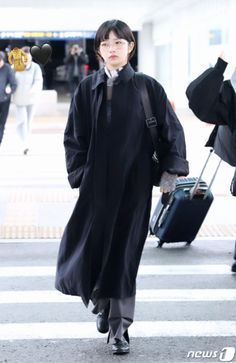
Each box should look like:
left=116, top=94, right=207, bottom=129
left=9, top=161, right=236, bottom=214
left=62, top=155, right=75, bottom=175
left=1, top=1, right=236, bottom=362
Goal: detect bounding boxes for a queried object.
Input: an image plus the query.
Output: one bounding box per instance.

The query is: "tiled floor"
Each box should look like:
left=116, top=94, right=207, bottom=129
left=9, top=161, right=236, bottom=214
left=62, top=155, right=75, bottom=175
left=0, top=188, right=236, bottom=239
left=1, top=105, right=235, bottom=240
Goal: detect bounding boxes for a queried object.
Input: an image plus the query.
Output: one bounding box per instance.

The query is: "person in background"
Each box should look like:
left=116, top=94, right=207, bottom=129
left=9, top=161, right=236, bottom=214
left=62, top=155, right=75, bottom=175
left=12, top=46, right=43, bottom=155
left=64, top=44, right=88, bottom=97
left=186, top=52, right=236, bottom=272
left=0, top=51, right=17, bottom=147
left=55, top=19, right=188, bottom=355
left=42, top=58, right=54, bottom=90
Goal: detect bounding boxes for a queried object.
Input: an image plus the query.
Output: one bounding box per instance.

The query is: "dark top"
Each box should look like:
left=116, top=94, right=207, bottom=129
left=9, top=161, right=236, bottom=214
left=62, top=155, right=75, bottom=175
left=0, top=63, right=17, bottom=103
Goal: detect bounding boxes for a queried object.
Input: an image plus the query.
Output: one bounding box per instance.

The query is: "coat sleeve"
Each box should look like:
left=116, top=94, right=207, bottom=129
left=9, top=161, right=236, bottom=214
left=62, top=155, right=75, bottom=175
left=64, top=54, right=72, bottom=65
left=151, top=81, right=189, bottom=176
left=186, top=57, right=229, bottom=124
left=30, top=64, right=43, bottom=94
left=7, top=65, right=17, bottom=93
left=64, top=84, right=88, bottom=188
left=78, top=52, right=88, bottom=65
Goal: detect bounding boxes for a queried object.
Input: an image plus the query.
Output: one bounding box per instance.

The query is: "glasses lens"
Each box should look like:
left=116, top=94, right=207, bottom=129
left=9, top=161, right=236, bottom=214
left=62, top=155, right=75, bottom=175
left=100, top=40, right=126, bottom=49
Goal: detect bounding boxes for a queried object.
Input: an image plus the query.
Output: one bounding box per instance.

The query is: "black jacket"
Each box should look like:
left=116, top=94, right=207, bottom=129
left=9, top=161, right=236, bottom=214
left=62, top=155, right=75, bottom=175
left=186, top=57, right=236, bottom=165
left=64, top=52, right=88, bottom=81
left=55, top=63, right=188, bottom=306
left=0, top=63, right=17, bottom=103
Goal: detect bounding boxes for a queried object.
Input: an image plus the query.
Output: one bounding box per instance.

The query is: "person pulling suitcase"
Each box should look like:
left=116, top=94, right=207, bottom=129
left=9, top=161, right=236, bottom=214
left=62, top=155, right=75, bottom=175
left=186, top=52, right=236, bottom=272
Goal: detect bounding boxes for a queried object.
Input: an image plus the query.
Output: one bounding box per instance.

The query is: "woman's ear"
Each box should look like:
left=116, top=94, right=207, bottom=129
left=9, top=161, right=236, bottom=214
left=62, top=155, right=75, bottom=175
left=128, top=42, right=135, bottom=54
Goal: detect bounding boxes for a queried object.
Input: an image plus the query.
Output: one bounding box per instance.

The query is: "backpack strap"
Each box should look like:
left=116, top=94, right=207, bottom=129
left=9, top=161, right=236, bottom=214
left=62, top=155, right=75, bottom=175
left=134, top=72, right=159, bottom=155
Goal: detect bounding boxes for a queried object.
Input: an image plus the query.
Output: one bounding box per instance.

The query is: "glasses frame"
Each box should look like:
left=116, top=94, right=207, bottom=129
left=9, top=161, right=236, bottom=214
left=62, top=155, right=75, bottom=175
left=100, top=39, right=128, bottom=50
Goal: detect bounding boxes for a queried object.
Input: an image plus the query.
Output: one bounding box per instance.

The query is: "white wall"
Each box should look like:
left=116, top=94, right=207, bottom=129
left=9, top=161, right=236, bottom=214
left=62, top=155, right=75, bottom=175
left=138, top=0, right=236, bottom=107
left=138, top=22, right=155, bottom=77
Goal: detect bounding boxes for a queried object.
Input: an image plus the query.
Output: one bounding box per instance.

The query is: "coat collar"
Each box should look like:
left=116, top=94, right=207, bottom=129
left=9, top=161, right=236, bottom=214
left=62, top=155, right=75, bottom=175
left=91, top=63, right=135, bottom=90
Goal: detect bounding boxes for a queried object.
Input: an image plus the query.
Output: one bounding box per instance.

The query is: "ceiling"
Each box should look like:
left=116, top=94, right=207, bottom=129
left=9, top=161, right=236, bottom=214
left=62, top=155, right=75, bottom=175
left=0, top=0, right=161, bottom=31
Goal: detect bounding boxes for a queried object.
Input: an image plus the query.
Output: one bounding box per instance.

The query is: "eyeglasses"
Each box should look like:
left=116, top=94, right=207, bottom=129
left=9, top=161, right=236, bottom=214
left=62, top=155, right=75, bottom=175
left=100, top=39, right=128, bottom=50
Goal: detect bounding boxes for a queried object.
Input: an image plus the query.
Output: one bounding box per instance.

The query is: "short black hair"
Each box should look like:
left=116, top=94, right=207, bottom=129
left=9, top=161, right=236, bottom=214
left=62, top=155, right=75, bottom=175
left=94, top=19, right=136, bottom=61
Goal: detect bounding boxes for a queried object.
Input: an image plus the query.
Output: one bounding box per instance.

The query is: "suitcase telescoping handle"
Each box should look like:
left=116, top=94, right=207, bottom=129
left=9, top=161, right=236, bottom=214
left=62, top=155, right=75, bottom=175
left=189, top=148, right=222, bottom=200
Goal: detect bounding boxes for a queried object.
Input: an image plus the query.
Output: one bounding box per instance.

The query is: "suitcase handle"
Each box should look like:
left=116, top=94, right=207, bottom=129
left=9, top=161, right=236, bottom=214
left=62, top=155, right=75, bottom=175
left=189, top=148, right=221, bottom=200
left=203, top=158, right=222, bottom=199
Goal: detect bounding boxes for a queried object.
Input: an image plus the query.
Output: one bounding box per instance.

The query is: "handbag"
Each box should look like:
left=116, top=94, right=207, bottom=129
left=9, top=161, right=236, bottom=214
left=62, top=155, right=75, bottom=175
left=135, top=73, right=162, bottom=186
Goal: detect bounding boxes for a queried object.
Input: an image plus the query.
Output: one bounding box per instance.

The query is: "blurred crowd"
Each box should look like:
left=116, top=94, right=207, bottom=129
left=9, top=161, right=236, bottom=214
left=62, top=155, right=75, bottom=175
left=0, top=43, right=89, bottom=153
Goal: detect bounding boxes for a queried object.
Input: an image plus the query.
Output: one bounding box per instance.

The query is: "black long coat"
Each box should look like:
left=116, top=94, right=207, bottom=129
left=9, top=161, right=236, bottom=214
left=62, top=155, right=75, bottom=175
left=186, top=57, right=236, bottom=166
left=55, top=63, right=189, bottom=306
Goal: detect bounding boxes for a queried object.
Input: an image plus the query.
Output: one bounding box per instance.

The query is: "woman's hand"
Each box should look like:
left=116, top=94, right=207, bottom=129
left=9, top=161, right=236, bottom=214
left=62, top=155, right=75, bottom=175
left=159, top=171, right=177, bottom=193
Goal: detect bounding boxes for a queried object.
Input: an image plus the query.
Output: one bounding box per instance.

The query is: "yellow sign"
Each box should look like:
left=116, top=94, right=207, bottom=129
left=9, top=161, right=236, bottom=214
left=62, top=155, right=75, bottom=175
left=23, top=31, right=53, bottom=38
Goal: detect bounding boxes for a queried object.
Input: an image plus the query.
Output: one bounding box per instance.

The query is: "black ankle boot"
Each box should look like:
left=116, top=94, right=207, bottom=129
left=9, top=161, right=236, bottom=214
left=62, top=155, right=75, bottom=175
left=111, top=330, right=130, bottom=355
left=96, top=306, right=109, bottom=333
left=112, top=338, right=130, bottom=355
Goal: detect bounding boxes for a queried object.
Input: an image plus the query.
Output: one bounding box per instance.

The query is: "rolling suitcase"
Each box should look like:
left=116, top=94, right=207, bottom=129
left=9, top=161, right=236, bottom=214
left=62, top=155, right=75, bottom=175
left=149, top=149, right=222, bottom=247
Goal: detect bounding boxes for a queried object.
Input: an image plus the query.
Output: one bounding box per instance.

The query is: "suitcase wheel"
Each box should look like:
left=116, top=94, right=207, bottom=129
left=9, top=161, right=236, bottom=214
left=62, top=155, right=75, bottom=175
left=186, top=241, right=192, bottom=245
left=157, top=240, right=164, bottom=248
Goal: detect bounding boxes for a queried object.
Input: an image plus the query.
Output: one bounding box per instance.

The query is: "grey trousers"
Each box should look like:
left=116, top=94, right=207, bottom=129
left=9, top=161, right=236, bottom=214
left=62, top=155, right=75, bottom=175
left=15, top=104, right=35, bottom=149
left=92, top=295, right=135, bottom=341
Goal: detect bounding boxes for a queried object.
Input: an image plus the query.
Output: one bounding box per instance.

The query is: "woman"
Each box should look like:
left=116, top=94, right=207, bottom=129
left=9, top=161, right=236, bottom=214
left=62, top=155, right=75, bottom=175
left=186, top=54, right=236, bottom=272
left=12, top=46, right=43, bottom=155
left=55, top=19, right=188, bottom=355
